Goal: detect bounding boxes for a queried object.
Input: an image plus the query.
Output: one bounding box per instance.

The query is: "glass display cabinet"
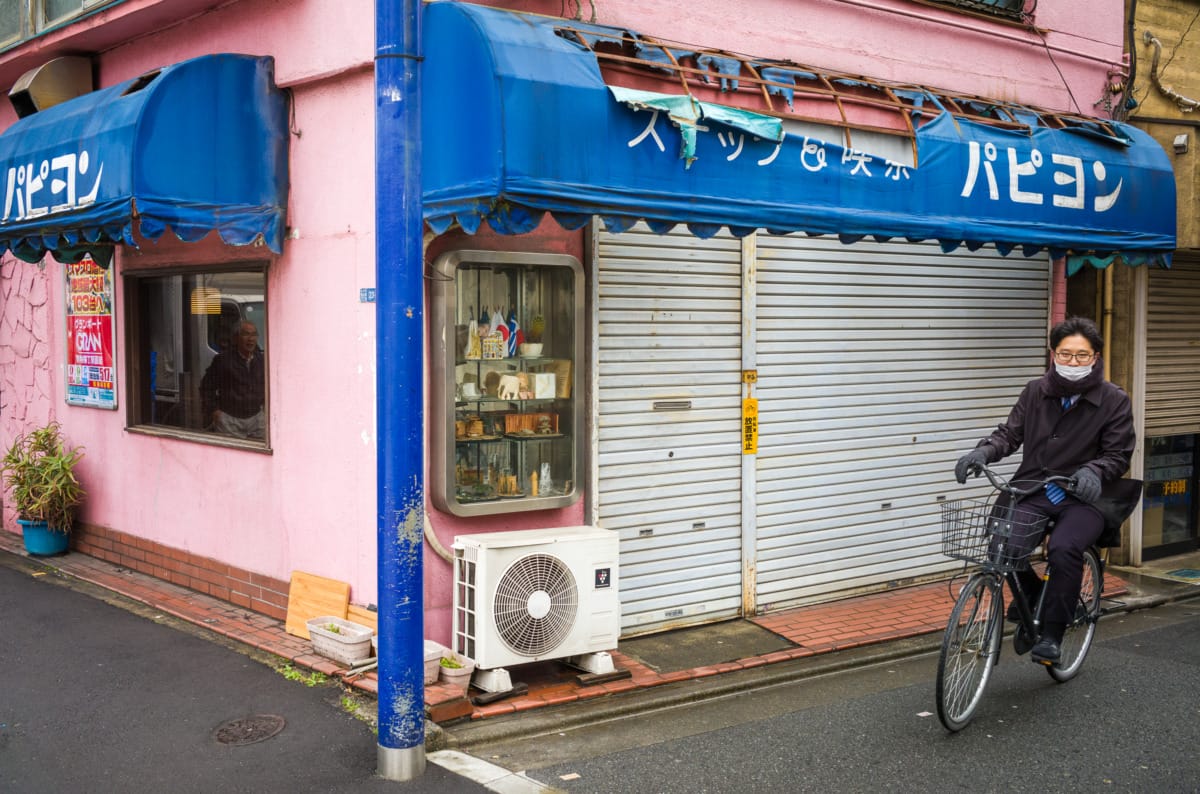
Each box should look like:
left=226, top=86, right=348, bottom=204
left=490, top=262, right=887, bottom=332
left=431, top=250, right=583, bottom=516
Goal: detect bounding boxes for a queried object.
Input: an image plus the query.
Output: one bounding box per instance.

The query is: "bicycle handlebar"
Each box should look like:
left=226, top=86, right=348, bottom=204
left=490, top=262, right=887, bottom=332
left=967, top=463, right=1076, bottom=498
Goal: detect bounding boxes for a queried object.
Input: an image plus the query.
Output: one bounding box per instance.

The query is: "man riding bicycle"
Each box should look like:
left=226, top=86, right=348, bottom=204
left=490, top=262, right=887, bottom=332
left=953, top=316, right=1137, bottom=664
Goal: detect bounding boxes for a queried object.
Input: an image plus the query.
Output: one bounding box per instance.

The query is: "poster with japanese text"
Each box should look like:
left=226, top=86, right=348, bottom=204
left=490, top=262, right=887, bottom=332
left=64, top=255, right=117, bottom=409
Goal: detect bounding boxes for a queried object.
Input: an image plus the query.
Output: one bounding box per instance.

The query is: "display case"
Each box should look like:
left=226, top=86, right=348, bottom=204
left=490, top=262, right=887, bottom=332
left=431, top=250, right=583, bottom=516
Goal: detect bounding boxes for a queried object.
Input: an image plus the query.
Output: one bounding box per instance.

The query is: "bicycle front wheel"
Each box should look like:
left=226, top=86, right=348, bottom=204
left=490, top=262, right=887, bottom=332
left=1047, top=547, right=1102, bottom=682
left=936, top=573, right=1002, bottom=731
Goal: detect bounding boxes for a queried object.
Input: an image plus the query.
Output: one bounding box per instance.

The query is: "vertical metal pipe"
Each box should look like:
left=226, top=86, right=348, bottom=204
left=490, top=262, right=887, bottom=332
left=1103, top=265, right=1114, bottom=379
left=375, top=0, right=425, bottom=781
left=1129, top=265, right=1148, bottom=567
left=1050, top=257, right=1067, bottom=325
left=739, top=233, right=758, bottom=618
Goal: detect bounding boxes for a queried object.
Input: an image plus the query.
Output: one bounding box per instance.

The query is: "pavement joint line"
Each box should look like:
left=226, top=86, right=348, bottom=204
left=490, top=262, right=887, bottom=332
left=427, top=750, right=561, bottom=793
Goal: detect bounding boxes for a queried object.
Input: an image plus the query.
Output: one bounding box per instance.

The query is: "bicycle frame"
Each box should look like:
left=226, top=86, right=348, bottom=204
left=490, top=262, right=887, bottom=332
left=936, top=464, right=1103, bottom=730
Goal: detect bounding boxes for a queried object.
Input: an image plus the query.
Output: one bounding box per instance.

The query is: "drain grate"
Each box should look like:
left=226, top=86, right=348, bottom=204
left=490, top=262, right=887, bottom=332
left=213, top=714, right=286, bottom=746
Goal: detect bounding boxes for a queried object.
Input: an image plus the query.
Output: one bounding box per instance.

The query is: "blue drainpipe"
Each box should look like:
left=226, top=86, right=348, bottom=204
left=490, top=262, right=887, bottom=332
left=375, top=0, right=425, bottom=781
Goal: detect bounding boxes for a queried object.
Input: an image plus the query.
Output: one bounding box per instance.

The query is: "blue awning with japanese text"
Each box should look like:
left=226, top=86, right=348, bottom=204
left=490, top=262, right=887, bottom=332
left=423, top=3, right=1175, bottom=266
left=0, top=54, right=289, bottom=265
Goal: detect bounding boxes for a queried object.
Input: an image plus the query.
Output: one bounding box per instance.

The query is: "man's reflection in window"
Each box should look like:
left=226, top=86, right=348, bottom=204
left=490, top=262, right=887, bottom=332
left=200, top=321, right=265, bottom=439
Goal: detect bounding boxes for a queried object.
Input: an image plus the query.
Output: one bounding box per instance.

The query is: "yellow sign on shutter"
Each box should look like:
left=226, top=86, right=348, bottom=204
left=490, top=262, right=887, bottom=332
left=742, top=397, right=758, bottom=454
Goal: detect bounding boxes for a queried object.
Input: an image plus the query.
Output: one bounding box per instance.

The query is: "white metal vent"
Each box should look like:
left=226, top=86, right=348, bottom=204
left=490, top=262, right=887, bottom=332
left=452, top=527, right=619, bottom=670
left=494, top=553, right=579, bottom=655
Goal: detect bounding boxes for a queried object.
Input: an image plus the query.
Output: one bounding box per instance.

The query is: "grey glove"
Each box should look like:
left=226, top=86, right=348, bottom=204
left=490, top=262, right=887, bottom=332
left=954, top=448, right=990, bottom=484
left=1070, top=467, right=1103, bottom=504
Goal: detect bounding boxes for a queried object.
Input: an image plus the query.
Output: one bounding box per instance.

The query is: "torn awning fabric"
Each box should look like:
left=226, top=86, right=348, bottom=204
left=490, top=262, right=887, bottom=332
left=0, top=54, right=289, bottom=265
left=423, top=2, right=1175, bottom=265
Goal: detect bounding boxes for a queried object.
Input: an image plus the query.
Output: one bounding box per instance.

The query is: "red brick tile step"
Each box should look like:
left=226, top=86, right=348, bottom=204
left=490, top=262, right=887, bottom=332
left=0, top=531, right=1128, bottom=724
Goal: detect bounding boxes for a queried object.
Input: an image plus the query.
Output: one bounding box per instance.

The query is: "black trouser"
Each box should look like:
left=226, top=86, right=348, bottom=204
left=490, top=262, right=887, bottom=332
left=1006, top=491, right=1104, bottom=626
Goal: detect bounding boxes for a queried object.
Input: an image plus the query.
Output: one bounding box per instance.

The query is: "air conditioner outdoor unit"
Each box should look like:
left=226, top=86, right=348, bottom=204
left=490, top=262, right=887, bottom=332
left=453, top=526, right=619, bottom=682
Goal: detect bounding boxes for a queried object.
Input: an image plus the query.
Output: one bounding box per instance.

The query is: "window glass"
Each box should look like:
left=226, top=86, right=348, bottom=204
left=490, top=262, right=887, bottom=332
left=42, top=0, right=82, bottom=26
left=128, top=268, right=268, bottom=443
left=925, top=0, right=1026, bottom=21
left=1143, top=434, right=1197, bottom=554
left=0, top=0, right=23, bottom=42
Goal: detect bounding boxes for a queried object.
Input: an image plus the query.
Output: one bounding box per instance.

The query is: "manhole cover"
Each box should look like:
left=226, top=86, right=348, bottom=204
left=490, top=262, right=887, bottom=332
left=213, top=715, right=286, bottom=746
left=1167, top=568, right=1200, bottom=580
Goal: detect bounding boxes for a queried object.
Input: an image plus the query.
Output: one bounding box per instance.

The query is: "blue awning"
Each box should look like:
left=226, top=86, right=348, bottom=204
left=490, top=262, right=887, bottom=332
left=424, top=2, right=1175, bottom=265
left=0, top=53, right=289, bottom=265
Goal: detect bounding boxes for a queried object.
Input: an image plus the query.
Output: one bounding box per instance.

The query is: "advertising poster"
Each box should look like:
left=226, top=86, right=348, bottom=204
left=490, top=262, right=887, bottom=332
left=64, top=254, right=117, bottom=409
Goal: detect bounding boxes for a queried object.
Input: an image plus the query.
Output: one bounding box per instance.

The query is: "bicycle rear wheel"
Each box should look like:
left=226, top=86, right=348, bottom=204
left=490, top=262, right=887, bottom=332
left=1047, top=547, right=1101, bottom=682
left=936, top=573, right=1002, bottom=731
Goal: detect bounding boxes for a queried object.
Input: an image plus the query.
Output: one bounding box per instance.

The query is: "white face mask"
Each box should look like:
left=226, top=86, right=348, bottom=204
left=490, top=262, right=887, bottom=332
left=1055, top=362, right=1093, bottom=381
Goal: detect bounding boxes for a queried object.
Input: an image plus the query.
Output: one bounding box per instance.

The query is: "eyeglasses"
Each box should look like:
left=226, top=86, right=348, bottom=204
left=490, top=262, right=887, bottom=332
left=1054, top=350, right=1095, bottom=365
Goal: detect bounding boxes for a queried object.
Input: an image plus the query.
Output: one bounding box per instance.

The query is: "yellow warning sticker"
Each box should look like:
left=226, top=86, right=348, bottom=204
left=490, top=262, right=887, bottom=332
left=742, top=398, right=758, bottom=454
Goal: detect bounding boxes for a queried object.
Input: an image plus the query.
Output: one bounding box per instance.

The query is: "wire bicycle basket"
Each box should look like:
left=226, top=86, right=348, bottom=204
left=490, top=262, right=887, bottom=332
left=940, top=497, right=1050, bottom=572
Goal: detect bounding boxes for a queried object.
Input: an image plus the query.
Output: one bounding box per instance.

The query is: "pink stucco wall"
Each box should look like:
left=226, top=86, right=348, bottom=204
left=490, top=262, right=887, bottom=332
left=0, top=0, right=384, bottom=604
left=482, top=0, right=1128, bottom=114
left=0, top=0, right=1129, bottom=645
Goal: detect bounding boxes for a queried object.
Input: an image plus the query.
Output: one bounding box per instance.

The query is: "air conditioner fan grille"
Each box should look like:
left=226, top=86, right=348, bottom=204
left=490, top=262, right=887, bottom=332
left=493, top=552, right=578, bottom=656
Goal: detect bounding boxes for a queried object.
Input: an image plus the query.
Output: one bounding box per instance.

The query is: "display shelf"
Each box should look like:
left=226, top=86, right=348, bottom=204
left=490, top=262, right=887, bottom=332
left=431, top=250, right=583, bottom=517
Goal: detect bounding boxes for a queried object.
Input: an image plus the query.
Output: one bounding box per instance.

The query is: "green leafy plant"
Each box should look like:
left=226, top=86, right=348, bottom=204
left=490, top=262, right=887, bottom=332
left=325, top=622, right=342, bottom=634
left=1, top=422, right=85, bottom=533
left=275, top=663, right=328, bottom=687
left=439, top=656, right=463, bottom=669
left=527, top=313, right=545, bottom=343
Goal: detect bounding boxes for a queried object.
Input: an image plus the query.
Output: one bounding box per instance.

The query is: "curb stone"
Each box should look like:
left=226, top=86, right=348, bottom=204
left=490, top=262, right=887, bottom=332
left=440, top=584, right=1200, bottom=750
left=4, top=540, right=1196, bottom=752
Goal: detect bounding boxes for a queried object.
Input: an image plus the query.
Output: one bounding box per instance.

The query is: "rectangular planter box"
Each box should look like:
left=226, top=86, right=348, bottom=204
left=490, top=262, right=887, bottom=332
left=307, top=616, right=374, bottom=667
left=369, top=636, right=444, bottom=684
left=438, top=651, right=476, bottom=688
left=424, top=640, right=444, bottom=685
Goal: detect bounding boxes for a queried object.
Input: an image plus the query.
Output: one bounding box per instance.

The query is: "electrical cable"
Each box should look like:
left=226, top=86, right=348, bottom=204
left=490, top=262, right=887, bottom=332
left=1123, top=0, right=1138, bottom=120
left=1034, top=27, right=1082, bottom=115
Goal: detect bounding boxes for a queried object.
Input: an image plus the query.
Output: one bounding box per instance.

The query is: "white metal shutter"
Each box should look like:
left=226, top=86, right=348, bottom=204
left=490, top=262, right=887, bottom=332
left=754, top=236, right=1049, bottom=609
left=597, top=223, right=744, bottom=635
left=1145, top=257, right=1200, bottom=436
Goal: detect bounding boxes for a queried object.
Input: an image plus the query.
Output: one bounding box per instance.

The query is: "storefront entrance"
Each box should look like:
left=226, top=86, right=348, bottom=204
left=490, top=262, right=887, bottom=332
left=1143, top=257, right=1200, bottom=559
left=595, top=224, right=745, bottom=635
left=1142, top=434, right=1198, bottom=559
left=596, top=224, right=1051, bottom=634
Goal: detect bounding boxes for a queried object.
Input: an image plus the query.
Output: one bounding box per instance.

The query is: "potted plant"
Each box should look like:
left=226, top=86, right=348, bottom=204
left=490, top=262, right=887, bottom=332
left=519, top=313, right=545, bottom=357
left=0, top=422, right=85, bottom=556
left=438, top=651, right=476, bottom=688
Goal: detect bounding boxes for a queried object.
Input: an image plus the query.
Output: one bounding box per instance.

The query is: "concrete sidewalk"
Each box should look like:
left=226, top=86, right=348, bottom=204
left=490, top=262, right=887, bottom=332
left=3, top=530, right=1197, bottom=747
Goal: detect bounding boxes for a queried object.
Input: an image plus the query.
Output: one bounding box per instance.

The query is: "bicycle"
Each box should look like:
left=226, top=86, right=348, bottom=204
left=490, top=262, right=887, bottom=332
left=934, top=464, right=1104, bottom=732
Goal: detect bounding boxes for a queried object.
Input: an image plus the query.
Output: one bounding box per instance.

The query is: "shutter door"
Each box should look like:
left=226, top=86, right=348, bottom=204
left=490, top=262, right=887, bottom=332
left=1146, top=257, right=1200, bottom=436
left=754, top=236, right=1049, bottom=609
left=597, top=223, right=744, bottom=635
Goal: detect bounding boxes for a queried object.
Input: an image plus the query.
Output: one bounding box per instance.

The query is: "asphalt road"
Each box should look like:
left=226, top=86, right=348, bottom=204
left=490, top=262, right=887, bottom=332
left=481, top=600, right=1200, bottom=793
left=0, top=559, right=487, bottom=793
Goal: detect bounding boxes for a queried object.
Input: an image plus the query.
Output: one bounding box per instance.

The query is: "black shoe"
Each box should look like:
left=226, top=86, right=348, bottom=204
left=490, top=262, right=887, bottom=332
left=1030, top=636, right=1061, bottom=663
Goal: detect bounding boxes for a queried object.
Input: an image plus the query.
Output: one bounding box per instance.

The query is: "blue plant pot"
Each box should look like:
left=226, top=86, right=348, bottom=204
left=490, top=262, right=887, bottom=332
left=18, top=518, right=70, bottom=556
